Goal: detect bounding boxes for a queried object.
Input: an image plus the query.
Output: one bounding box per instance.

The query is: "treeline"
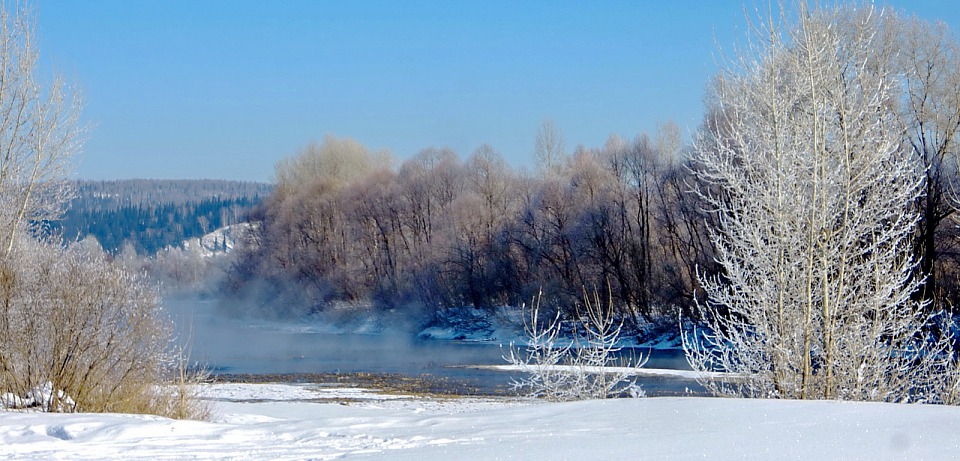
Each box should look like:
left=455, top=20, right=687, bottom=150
left=228, top=127, right=960, bottom=326
left=70, top=179, right=272, bottom=210
left=226, top=132, right=717, bottom=327
left=54, top=179, right=271, bottom=254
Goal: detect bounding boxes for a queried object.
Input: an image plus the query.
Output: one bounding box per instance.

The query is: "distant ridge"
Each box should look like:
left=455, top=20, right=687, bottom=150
left=72, top=179, right=273, bottom=211
left=53, top=179, right=273, bottom=255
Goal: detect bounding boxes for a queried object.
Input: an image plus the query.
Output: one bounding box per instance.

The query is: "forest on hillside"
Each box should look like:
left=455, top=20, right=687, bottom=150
left=53, top=179, right=272, bottom=254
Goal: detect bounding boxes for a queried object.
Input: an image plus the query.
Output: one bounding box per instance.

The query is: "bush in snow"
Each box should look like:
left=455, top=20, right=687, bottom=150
left=0, top=237, right=210, bottom=419
left=505, top=289, right=646, bottom=401
left=0, top=2, right=209, bottom=419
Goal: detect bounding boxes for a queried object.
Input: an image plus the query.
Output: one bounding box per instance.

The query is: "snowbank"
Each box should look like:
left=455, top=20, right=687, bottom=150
left=2, top=382, right=960, bottom=460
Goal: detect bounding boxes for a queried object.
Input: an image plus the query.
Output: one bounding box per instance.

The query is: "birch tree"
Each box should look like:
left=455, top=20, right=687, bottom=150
left=0, top=4, right=83, bottom=256
left=684, top=3, right=959, bottom=403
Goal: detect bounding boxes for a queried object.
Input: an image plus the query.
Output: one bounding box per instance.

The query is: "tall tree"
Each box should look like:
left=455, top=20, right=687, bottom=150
left=893, top=13, right=960, bottom=308
left=685, top=3, right=957, bottom=402
left=0, top=3, right=197, bottom=416
left=0, top=4, right=83, bottom=255
left=534, top=118, right=566, bottom=178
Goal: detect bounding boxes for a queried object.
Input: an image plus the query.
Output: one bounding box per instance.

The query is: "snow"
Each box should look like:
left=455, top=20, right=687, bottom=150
left=417, top=306, right=525, bottom=344
left=3, top=382, right=960, bottom=460
left=179, top=223, right=254, bottom=258
left=476, top=363, right=733, bottom=381
left=415, top=306, right=690, bottom=350
left=194, top=383, right=411, bottom=402
left=0, top=381, right=77, bottom=412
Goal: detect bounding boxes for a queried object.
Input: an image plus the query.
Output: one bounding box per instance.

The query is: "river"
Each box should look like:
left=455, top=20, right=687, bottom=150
left=166, top=295, right=705, bottom=396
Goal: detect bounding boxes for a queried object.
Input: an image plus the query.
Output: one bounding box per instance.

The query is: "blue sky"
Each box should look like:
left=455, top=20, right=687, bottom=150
left=37, top=1, right=960, bottom=182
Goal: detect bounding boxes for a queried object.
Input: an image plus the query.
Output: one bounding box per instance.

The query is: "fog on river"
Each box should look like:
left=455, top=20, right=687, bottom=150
left=164, top=295, right=702, bottom=396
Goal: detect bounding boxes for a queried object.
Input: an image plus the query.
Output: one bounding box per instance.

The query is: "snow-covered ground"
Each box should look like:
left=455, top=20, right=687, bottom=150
left=3, top=382, right=960, bottom=460
left=478, top=363, right=732, bottom=381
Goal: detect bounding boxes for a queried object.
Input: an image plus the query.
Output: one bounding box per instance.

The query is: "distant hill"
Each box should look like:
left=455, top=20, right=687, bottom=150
left=51, top=179, right=273, bottom=255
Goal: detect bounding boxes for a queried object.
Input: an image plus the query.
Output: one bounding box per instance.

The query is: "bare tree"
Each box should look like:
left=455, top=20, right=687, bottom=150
left=397, top=147, right=461, bottom=247
left=654, top=120, right=682, bottom=169
left=0, top=4, right=83, bottom=256
left=534, top=118, right=566, bottom=178
left=234, top=136, right=393, bottom=311
left=507, top=174, right=576, bottom=306
left=396, top=148, right=464, bottom=306
left=652, top=157, right=714, bottom=316
left=442, top=146, right=517, bottom=307
left=0, top=3, right=208, bottom=417
left=684, top=3, right=958, bottom=403
left=343, top=168, right=410, bottom=299
left=465, top=144, right=513, bottom=238
left=601, top=134, right=656, bottom=324
left=891, top=13, right=960, bottom=308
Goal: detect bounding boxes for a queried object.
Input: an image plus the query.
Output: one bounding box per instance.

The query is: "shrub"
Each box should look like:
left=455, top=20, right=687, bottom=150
left=0, top=237, right=209, bottom=418
left=505, top=289, right=647, bottom=401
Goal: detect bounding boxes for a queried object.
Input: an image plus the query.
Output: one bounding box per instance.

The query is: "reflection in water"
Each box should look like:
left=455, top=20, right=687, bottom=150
left=166, top=296, right=705, bottom=396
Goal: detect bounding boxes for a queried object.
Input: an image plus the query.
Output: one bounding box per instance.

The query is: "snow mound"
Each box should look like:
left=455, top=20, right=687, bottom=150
left=1, top=381, right=76, bottom=412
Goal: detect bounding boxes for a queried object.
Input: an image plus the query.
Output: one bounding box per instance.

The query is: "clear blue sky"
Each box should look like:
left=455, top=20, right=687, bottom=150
left=37, top=1, right=960, bottom=182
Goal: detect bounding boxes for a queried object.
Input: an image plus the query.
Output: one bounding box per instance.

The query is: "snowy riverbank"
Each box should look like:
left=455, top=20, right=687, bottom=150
left=3, top=382, right=960, bottom=460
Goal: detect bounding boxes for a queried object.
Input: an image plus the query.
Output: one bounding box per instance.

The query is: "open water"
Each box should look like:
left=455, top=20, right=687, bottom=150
left=167, top=296, right=705, bottom=396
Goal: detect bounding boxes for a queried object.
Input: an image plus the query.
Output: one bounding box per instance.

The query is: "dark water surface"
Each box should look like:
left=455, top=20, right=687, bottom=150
left=167, top=296, right=705, bottom=396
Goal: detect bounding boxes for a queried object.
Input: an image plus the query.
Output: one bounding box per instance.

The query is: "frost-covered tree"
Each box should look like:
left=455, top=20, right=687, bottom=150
left=272, top=135, right=390, bottom=199
left=534, top=118, right=566, bottom=179
left=891, top=13, right=960, bottom=307
left=0, top=3, right=83, bottom=256
left=0, top=3, right=207, bottom=417
left=506, top=289, right=646, bottom=401
left=0, top=238, right=169, bottom=413
left=684, top=2, right=959, bottom=402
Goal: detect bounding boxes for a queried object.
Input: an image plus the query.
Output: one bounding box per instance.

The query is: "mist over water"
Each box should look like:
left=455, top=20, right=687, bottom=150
left=163, top=295, right=702, bottom=396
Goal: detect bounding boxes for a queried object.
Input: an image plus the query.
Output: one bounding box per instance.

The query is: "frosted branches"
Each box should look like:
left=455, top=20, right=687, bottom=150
left=0, top=3, right=83, bottom=257
left=684, top=2, right=960, bottom=403
left=505, top=289, right=647, bottom=401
